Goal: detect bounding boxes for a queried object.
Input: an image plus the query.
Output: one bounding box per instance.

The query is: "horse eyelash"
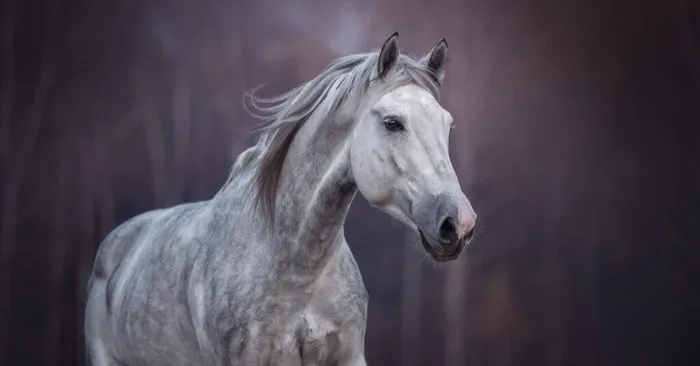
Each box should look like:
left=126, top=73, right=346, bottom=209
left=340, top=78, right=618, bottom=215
left=382, top=115, right=404, bottom=124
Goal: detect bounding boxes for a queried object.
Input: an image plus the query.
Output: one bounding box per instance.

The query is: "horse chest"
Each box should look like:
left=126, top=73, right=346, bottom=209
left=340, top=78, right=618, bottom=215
left=264, top=295, right=366, bottom=365
left=295, top=268, right=368, bottom=362
left=236, top=269, right=367, bottom=365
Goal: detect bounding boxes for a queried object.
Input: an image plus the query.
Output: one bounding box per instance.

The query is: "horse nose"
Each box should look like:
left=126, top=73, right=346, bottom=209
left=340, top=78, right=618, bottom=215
left=436, top=195, right=477, bottom=247
left=439, top=214, right=476, bottom=246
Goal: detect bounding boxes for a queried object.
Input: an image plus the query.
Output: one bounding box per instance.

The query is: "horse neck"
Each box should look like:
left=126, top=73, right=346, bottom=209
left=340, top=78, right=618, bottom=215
left=270, top=108, right=358, bottom=280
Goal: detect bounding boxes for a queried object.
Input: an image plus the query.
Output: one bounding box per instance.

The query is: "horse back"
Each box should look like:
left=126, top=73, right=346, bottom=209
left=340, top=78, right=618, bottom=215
left=90, top=201, right=208, bottom=299
left=91, top=208, right=167, bottom=282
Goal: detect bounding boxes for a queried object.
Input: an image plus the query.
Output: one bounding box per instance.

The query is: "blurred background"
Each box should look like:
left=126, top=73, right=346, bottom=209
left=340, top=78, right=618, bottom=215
left=1, top=0, right=699, bottom=365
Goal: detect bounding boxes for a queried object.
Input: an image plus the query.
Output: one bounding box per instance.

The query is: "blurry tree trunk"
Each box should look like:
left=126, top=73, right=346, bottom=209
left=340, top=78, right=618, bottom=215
left=582, top=215, right=599, bottom=365
left=543, top=147, right=565, bottom=366
left=1, top=0, right=99, bottom=361
left=0, top=0, right=17, bottom=362
left=400, top=232, right=422, bottom=366
left=171, top=67, right=192, bottom=200
left=132, top=59, right=194, bottom=206
left=443, top=253, right=467, bottom=366
left=676, top=0, right=700, bottom=82
left=443, top=5, right=472, bottom=366
left=0, top=0, right=16, bottom=159
left=676, top=0, right=700, bottom=159
left=671, top=0, right=700, bottom=315
left=74, top=124, right=99, bottom=366
left=1, top=0, right=62, bottom=360
left=97, top=169, right=117, bottom=241
left=132, top=61, right=170, bottom=206
left=44, top=139, right=72, bottom=365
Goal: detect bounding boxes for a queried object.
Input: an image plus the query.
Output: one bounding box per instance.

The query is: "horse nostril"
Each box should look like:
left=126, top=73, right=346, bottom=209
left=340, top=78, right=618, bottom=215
left=438, top=216, right=458, bottom=244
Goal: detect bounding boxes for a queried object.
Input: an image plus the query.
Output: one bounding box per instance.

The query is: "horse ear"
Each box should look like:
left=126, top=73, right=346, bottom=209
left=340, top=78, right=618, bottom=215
left=421, top=38, right=449, bottom=83
left=377, top=32, right=400, bottom=78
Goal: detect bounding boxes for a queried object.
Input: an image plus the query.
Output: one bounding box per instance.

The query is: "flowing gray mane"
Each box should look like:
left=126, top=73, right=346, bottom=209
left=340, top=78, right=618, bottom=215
left=245, top=51, right=443, bottom=222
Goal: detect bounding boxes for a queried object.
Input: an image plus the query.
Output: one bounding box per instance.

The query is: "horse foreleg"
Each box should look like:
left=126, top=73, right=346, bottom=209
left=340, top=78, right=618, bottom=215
left=86, top=338, right=125, bottom=366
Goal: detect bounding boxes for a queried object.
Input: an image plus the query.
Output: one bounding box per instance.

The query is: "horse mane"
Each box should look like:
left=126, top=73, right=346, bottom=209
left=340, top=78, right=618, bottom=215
left=245, top=50, right=443, bottom=223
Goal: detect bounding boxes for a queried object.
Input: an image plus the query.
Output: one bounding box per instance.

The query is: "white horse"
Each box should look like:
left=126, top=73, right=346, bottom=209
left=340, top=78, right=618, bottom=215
left=85, top=33, right=477, bottom=366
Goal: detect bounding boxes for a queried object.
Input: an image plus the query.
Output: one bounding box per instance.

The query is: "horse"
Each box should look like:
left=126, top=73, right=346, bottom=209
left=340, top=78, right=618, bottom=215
left=84, top=32, right=478, bottom=366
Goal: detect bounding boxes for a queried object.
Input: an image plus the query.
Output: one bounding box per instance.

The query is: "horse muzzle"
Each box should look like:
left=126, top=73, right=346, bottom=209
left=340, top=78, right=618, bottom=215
left=415, top=192, right=476, bottom=262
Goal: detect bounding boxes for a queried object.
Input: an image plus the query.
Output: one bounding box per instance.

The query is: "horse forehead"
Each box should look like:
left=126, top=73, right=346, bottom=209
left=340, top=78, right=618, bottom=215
left=381, top=85, right=443, bottom=116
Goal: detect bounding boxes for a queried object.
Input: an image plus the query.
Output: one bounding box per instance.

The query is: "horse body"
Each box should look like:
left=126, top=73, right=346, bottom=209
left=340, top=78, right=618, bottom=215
left=86, top=160, right=368, bottom=365
left=86, top=33, right=477, bottom=365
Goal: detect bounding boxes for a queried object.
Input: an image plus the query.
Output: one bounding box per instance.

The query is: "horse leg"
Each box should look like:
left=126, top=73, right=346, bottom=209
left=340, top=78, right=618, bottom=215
left=86, top=339, right=124, bottom=366
left=350, top=356, right=367, bottom=366
left=85, top=277, right=123, bottom=366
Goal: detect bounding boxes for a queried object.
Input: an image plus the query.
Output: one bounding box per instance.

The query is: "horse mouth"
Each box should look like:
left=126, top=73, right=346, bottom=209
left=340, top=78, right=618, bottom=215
left=419, top=230, right=464, bottom=262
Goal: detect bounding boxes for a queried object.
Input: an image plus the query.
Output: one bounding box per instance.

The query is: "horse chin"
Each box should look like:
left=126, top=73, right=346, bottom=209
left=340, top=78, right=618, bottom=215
left=418, top=230, right=465, bottom=262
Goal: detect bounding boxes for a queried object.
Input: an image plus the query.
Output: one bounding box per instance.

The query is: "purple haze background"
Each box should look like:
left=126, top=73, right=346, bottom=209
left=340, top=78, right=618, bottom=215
left=1, top=0, right=699, bottom=365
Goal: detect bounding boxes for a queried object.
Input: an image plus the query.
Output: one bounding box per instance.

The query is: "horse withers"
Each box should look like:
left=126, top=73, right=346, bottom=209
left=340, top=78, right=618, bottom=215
left=85, top=33, right=477, bottom=366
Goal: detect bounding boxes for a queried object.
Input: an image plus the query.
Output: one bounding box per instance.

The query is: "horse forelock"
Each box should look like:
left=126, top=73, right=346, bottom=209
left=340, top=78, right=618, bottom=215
left=243, top=51, right=443, bottom=224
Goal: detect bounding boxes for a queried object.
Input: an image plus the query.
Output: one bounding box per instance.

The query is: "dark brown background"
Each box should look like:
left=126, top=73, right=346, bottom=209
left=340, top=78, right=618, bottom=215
left=1, top=0, right=699, bottom=365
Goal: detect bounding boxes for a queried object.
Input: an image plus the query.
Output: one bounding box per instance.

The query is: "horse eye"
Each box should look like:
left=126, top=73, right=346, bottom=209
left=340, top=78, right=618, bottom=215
left=383, top=118, right=404, bottom=132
